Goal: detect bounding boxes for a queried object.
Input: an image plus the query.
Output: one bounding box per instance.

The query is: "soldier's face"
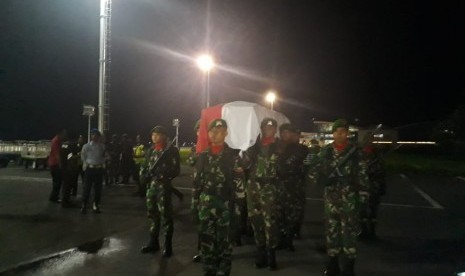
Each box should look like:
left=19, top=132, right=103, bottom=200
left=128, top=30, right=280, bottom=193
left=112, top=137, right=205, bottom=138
left=208, top=127, right=227, bottom=145
left=152, top=133, right=166, bottom=144
left=280, top=130, right=292, bottom=142
left=333, top=128, right=349, bottom=145
left=262, top=126, right=277, bottom=138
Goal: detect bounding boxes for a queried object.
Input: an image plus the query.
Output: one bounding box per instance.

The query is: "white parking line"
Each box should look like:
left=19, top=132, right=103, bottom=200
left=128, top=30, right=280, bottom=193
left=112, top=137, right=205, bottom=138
left=456, top=176, right=465, bottom=182
left=0, top=175, right=50, bottom=182
left=304, top=196, right=439, bottom=209
left=400, top=174, right=444, bottom=210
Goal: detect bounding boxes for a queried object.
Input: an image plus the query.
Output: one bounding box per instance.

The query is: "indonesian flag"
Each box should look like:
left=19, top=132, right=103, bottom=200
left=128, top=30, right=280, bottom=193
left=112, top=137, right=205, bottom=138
left=196, top=101, right=290, bottom=153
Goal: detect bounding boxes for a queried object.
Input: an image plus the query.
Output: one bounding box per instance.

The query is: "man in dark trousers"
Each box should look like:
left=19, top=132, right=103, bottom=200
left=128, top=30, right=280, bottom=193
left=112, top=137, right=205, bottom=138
left=48, top=128, right=67, bottom=203
left=312, top=119, right=369, bottom=276
left=140, top=126, right=180, bottom=257
left=60, top=132, right=81, bottom=208
left=80, top=129, right=106, bottom=214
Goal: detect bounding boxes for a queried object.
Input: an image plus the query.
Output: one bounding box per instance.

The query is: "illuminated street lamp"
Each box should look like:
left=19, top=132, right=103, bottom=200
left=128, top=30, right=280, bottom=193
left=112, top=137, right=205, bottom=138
left=265, top=91, right=277, bottom=110
left=82, top=105, right=95, bottom=142
left=196, top=54, right=215, bottom=107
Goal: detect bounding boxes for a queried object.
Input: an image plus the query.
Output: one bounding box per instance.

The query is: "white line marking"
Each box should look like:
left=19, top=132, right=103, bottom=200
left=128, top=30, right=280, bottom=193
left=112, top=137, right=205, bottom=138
left=456, top=176, right=465, bottom=181
left=400, top=174, right=444, bottom=209
left=304, top=197, right=439, bottom=209
left=0, top=176, right=51, bottom=182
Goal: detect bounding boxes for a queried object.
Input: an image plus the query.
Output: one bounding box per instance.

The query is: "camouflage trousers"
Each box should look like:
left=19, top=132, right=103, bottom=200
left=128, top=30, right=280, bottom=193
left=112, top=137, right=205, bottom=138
left=360, top=191, right=381, bottom=224
left=279, top=177, right=305, bottom=237
left=146, top=180, right=173, bottom=241
left=198, top=194, right=232, bottom=276
left=247, top=180, right=279, bottom=249
left=324, top=187, right=361, bottom=259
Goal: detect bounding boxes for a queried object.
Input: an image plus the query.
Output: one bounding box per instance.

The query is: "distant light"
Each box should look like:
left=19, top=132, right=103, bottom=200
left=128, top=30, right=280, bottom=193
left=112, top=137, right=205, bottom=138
left=196, top=54, right=214, bottom=72
left=456, top=273, right=465, bottom=276
left=265, top=91, right=277, bottom=103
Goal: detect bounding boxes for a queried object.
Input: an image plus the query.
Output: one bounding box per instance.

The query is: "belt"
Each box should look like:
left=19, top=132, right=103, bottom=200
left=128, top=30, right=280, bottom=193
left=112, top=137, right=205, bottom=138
left=88, top=164, right=104, bottom=169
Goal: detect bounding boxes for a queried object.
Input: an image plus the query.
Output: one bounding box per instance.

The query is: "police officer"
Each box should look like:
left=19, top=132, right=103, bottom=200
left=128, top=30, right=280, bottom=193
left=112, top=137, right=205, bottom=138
left=140, top=126, right=180, bottom=258
left=192, top=119, right=243, bottom=276
left=276, top=123, right=308, bottom=251
left=312, top=119, right=369, bottom=276
left=80, top=129, right=106, bottom=214
left=245, top=118, right=280, bottom=270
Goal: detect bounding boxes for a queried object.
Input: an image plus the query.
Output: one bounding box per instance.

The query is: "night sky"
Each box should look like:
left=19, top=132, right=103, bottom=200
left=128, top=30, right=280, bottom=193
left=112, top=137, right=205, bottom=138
left=1, top=0, right=464, bottom=142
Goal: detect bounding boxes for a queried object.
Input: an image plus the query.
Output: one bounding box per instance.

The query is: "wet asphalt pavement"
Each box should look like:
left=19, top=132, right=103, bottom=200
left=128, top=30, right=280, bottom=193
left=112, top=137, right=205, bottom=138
left=0, top=165, right=465, bottom=276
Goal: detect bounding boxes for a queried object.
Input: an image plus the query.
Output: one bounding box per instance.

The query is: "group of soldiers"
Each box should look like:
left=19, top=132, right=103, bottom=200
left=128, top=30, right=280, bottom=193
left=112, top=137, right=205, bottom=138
left=137, top=118, right=386, bottom=276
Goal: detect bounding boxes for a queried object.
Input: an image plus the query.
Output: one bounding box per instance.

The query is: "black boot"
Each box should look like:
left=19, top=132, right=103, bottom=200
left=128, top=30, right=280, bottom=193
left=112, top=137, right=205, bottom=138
left=254, top=246, right=268, bottom=269
left=140, top=235, right=160, bottom=254
left=369, top=221, right=377, bottom=239
left=193, top=253, right=202, bottom=263
left=267, top=248, right=277, bottom=271
left=324, top=256, right=340, bottom=276
left=341, top=258, right=355, bottom=276
left=286, top=235, right=295, bottom=252
left=162, top=236, right=173, bottom=257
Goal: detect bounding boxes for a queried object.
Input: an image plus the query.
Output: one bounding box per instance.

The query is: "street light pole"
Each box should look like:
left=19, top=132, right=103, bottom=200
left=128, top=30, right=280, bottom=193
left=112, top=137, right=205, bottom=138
left=172, top=119, right=180, bottom=148
left=196, top=54, right=214, bottom=108
left=265, top=91, right=277, bottom=111
left=83, top=105, right=95, bottom=142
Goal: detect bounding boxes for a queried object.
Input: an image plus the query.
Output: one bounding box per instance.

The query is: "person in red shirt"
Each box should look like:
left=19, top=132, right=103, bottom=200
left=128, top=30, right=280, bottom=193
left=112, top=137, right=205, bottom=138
left=48, top=128, right=67, bottom=202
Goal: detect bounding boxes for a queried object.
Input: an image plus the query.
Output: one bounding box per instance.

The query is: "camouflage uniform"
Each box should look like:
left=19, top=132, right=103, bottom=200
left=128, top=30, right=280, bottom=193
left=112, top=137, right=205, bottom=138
left=192, top=144, right=243, bottom=276
left=360, top=144, right=386, bottom=238
left=245, top=119, right=280, bottom=270
left=277, top=141, right=308, bottom=249
left=140, top=133, right=180, bottom=256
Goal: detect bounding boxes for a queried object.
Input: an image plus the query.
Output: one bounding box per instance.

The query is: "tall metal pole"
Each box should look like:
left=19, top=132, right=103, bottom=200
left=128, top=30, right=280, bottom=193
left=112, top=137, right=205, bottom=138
left=206, top=71, right=210, bottom=108
left=87, top=115, right=91, bottom=142
left=98, top=0, right=111, bottom=134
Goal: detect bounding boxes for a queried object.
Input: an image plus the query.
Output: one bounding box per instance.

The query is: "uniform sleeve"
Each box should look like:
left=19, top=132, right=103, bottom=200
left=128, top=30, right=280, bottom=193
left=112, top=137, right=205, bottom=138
left=357, top=148, right=370, bottom=194
left=191, top=153, right=204, bottom=215
left=166, top=147, right=180, bottom=179
left=81, top=144, right=87, bottom=165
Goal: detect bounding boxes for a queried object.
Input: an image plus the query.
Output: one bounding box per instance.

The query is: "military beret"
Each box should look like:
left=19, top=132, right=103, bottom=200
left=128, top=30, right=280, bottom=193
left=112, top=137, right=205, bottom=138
left=261, top=118, right=277, bottom=128
left=194, top=120, right=201, bottom=131
left=332, top=119, right=349, bottom=132
left=208, top=119, right=228, bottom=131
left=90, top=128, right=101, bottom=136
left=151, top=125, right=167, bottom=135
left=279, top=123, right=299, bottom=134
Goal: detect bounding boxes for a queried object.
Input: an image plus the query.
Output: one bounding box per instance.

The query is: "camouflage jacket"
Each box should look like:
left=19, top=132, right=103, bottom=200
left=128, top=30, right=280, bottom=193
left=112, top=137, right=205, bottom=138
left=363, top=145, right=386, bottom=195
left=246, top=140, right=279, bottom=182
left=191, top=145, right=244, bottom=213
left=312, top=143, right=369, bottom=193
left=140, top=145, right=180, bottom=183
left=277, top=142, right=309, bottom=181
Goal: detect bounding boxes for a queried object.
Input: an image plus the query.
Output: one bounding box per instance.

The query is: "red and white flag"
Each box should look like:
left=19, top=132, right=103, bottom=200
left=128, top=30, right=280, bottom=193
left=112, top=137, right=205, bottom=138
left=196, top=101, right=290, bottom=153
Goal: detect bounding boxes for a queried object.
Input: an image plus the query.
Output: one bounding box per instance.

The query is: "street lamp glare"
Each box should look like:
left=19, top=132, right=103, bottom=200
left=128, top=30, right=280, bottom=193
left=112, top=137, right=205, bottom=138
left=266, top=91, right=276, bottom=103
left=196, top=54, right=214, bottom=72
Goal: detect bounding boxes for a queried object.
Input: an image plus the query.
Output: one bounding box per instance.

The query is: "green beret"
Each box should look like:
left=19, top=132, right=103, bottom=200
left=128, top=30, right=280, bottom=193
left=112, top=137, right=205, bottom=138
left=261, top=118, right=277, bottom=128
left=208, top=119, right=228, bottom=131
left=279, top=123, right=299, bottom=134
left=151, top=125, right=167, bottom=135
left=332, top=119, right=349, bottom=132
left=194, top=120, right=201, bottom=131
